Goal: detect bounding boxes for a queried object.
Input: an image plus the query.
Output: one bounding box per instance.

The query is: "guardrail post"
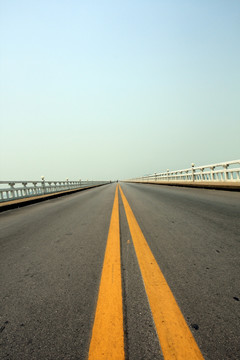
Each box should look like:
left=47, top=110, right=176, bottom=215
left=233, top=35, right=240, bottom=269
left=237, top=171, right=240, bottom=181
left=32, top=182, right=38, bottom=195
left=191, top=163, right=195, bottom=182
left=210, top=167, right=215, bottom=181
left=223, top=165, right=229, bottom=181
left=9, top=182, right=15, bottom=199
left=54, top=182, right=57, bottom=192
left=22, top=182, right=28, bottom=197
left=41, top=176, right=45, bottom=194
left=48, top=182, right=52, bottom=193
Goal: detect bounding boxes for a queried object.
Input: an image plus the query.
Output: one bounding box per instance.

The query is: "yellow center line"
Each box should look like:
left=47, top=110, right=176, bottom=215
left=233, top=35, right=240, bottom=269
left=119, top=185, right=204, bottom=360
left=88, top=185, right=125, bottom=360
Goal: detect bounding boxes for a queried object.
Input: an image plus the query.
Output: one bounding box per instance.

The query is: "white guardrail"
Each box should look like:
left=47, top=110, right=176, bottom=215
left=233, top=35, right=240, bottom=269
left=0, top=178, right=110, bottom=202
left=127, top=160, right=240, bottom=185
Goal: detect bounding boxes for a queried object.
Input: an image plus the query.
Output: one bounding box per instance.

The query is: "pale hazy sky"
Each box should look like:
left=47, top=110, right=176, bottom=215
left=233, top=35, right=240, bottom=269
left=1, top=0, right=239, bottom=181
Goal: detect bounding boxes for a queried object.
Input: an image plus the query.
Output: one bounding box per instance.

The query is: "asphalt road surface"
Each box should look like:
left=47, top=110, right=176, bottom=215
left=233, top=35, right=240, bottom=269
left=0, top=183, right=239, bottom=360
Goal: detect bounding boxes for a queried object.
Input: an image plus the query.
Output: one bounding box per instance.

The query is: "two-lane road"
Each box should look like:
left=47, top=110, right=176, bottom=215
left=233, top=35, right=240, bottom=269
left=0, top=183, right=239, bottom=359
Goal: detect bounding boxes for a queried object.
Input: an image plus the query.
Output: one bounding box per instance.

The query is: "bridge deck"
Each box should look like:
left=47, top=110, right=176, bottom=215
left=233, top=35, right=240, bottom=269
left=1, top=183, right=239, bottom=359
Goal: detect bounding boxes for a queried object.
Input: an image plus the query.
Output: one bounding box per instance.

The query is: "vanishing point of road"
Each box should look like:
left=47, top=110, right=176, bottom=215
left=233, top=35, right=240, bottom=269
left=0, top=183, right=239, bottom=359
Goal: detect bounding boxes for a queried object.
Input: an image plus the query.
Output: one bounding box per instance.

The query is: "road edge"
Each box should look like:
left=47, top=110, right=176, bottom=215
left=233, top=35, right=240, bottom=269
left=0, top=184, right=109, bottom=213
left=123, top=181, right=240, bottom=192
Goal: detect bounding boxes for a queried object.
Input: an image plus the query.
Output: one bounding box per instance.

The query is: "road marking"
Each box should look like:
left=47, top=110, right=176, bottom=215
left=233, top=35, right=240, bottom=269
left=119, top=185, right=204, bottom=360
left=88, top=185, right=124, bottom=360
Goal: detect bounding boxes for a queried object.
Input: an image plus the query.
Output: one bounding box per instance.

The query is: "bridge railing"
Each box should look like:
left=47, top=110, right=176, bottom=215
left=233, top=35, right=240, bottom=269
left=127, top=160, right=240, bottom=184
left=0, top=179, right=110, bottom=202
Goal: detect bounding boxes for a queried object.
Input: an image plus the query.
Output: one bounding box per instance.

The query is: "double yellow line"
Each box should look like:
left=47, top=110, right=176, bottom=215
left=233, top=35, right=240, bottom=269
left=88, top=185, right=204, bottom=360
